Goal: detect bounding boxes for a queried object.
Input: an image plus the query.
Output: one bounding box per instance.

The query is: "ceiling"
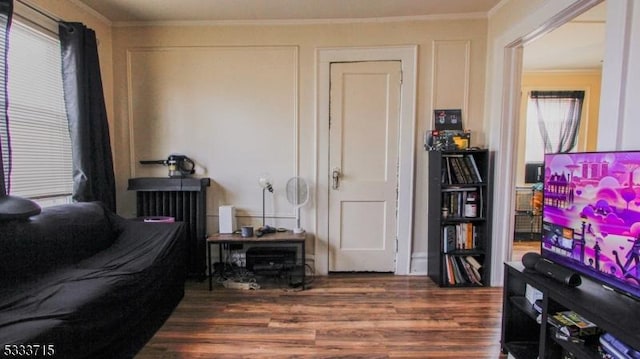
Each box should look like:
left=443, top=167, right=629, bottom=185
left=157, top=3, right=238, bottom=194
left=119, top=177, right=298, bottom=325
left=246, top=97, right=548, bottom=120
left=73, top=0, right=605, bottom=71
left=523, top=2, right=606, bottom=71
left=73, top=0, right=502, bottom=23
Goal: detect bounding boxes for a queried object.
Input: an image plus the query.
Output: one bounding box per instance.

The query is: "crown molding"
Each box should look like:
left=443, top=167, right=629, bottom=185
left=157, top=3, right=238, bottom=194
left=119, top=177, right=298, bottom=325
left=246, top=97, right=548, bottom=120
left=67, top=0, right=113, bottom=26
left=487, top=0, right=510, bottom=18
left=113, top=12, right=488, bottom=28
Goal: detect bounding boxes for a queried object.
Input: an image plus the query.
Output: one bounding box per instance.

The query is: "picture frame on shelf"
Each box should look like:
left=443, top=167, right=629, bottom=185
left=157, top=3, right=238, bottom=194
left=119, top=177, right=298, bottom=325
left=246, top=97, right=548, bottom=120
left=434, top=109, right=463, bottom=131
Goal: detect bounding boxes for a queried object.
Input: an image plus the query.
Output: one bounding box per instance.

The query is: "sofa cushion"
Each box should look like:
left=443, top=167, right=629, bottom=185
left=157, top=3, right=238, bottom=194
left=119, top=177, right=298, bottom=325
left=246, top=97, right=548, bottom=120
left=0, top=202, right=119, bottom=284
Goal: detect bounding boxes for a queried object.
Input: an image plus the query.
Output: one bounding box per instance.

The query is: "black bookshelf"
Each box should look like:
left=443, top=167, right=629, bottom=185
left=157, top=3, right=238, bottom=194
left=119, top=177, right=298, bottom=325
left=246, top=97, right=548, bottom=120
left=427, top=149, right=492, bottom=287
left=501, top=262, right=640, bottom=359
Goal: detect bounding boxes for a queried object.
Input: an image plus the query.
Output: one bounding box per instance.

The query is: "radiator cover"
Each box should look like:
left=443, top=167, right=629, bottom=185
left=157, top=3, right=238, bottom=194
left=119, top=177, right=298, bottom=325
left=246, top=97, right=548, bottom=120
left=128, top=177, right=210, bottom=278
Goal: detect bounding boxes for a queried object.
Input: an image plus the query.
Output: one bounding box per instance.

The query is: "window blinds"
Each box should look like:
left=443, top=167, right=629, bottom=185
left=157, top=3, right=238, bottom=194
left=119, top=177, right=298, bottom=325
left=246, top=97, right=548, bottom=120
left=7, top=20, right=72, bottom=199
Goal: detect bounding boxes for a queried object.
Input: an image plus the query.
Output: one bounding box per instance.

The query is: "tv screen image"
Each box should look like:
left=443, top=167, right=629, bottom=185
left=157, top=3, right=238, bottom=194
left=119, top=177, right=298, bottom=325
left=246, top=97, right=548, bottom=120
left=542, top=151, right=640, bottom=299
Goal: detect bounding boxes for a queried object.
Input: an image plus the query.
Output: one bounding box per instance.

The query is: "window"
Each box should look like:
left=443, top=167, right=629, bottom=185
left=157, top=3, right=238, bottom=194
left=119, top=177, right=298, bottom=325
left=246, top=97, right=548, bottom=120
left=524, top=91, right=584, bottom=163
left=6, top=19, right=72, bottom=206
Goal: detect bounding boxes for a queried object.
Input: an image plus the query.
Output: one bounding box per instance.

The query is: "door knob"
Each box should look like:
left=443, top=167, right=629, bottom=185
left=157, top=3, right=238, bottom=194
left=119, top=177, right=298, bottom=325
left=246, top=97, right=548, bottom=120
left=332, top=168, right=341, bottom=190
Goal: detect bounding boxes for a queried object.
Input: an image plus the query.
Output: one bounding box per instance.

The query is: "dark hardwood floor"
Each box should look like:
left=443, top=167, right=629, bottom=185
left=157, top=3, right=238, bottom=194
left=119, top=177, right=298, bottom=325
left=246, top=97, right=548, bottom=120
left=136, top=274, right=505, bottom=358
left=511, top=240, right=540, bottom=264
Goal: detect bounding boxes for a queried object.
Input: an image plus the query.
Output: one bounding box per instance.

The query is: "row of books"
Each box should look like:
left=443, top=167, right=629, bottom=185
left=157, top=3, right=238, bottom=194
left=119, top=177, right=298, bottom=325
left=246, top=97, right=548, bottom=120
left=443, top=223, right=480, bottom=252
left=441, top=154, right=483, bottom=185
left=442, top=188, right=483, bottom=218
left=444, top=255, right=483, bottom=286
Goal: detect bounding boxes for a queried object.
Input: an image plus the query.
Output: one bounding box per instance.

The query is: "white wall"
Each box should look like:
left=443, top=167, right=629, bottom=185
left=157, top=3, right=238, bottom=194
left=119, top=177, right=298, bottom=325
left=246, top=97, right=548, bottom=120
left=128, top=46, right=298, bottom=224
left=597, top=0, right=640, bottom=150
left=111, top=19, right=489, bottom=274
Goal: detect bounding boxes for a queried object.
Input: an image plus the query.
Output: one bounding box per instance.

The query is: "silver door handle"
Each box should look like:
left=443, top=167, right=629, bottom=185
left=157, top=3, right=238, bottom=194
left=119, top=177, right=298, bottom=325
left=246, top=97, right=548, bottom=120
left=332, top=168, right=341, bottom=190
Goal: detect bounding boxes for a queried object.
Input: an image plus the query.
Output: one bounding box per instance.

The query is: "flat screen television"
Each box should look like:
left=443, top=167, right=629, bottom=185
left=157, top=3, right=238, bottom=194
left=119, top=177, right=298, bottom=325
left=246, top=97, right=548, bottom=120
left=541, top=151, right=640, bottom=299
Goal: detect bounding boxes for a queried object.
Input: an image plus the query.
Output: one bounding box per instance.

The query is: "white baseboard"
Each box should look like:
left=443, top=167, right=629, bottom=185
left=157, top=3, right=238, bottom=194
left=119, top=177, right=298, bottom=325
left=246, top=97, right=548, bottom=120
left=410, top=251, right=428, bottom=275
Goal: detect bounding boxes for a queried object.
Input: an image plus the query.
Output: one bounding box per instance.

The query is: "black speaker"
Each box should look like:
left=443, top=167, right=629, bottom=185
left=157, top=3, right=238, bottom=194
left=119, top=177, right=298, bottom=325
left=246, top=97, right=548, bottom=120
left=522, top=252, right=541, bottom=270
left=521, top=252, right=581, bottom=287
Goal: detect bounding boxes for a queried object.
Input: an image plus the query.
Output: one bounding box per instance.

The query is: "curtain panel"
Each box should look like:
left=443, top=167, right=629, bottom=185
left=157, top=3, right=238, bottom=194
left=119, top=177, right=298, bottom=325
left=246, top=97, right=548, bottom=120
left=59, top=22, right=116, bottom=211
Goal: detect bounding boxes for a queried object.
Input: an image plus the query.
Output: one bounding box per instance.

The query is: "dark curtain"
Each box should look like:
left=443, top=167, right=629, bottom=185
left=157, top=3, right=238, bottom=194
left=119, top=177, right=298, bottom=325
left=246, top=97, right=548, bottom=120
left=59, top=22, right=115, bottom=211
left=530, top=90, right=585, bottom=154
left=0, top=0, right=12, bottom=196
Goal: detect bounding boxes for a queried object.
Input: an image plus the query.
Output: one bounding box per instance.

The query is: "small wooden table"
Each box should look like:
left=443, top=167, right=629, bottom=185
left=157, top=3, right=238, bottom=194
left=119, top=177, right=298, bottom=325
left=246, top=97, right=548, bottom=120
left=207, top=231, right=306, bottom=290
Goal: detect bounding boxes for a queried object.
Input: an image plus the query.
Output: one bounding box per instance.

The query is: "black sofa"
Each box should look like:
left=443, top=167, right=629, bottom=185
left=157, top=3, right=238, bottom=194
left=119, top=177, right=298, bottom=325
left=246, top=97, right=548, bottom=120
left=0, top=202, right=186, bottom=358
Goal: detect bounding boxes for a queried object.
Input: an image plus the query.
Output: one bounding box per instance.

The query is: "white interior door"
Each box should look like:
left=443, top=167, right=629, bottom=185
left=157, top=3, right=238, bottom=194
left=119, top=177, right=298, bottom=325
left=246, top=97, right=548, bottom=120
left=328, top=61, right=402, bottom=272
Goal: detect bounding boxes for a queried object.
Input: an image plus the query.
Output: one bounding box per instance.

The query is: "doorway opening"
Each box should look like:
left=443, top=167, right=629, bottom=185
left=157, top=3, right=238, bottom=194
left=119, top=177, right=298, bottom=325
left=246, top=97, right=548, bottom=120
left=487, top=0, right=605, bottom=286
left=510, top=2, right=605, bottom=264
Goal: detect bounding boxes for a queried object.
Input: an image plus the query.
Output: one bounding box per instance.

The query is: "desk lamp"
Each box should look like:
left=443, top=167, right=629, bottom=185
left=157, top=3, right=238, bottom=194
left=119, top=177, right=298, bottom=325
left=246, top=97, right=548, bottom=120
left=258, top=174, right=273, bottom=227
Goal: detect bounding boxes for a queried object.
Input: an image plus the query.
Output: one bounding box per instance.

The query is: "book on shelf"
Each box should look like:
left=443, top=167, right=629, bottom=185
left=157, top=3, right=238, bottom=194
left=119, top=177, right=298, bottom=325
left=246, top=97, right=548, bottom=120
left=447, top=157, right=460, bottom=183
left=441, top=158, right=453, bottom=184
left=464, top=256, right=483, bottom=283
left=468, top=263, right=482, bottom=284
left=450, top=192, right=461, bottom=217
left=450, top=157, right=467, bottom=184
left=465, top=255, right=482, bottom=270
left=441, top=164, right=448, bottom=184
left=548, top=311, right=599, bottom=337
left=445, top=254, right=455, bottom=285
left=456, top=157, right=474, bottom=184
left=443, top=225, right=456, bottom=252
left=449, top=255, right=464, bottom=284
left=462, top=155, right=478, bottom=182
left=463, top=223, right=470, bottom=249
left=443, top=155, right=464, bottom=184
left=465, top=154, right=483, bottom=183
left=445, top=158, right=453, bottom=184
left=459, top=256, right=482, bottom=285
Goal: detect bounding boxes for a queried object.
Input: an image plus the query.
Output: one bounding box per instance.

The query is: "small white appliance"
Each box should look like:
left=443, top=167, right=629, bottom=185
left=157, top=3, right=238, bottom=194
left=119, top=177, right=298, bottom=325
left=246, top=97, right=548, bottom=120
left=218, top=205, right=236, bottom=234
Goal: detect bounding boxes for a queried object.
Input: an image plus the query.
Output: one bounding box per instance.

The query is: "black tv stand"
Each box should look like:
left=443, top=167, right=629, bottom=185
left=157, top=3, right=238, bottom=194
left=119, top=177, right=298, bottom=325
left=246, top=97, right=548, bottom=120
left=501, top=262, right=640, bottom=358
left=600, top=283, right=640, bottom=302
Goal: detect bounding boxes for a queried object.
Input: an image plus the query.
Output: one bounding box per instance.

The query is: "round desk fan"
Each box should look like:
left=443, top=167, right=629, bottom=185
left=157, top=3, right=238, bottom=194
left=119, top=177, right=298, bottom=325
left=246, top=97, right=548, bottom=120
left=286, top=177, right=309, bottom=234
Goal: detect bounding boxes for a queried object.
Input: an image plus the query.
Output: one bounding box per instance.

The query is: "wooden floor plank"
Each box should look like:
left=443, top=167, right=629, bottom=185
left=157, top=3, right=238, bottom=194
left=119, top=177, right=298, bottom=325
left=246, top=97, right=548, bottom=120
left=136, top=274, right=506, bottom=358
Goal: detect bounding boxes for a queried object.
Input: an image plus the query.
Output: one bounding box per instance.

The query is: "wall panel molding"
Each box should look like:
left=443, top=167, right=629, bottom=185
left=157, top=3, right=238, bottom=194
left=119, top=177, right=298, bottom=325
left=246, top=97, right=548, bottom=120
left=125, top=45, right=299, bottom=219
left=431, top=40, right=471, bottom=121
